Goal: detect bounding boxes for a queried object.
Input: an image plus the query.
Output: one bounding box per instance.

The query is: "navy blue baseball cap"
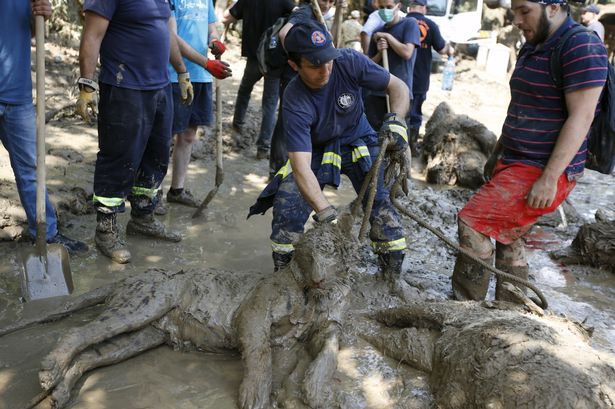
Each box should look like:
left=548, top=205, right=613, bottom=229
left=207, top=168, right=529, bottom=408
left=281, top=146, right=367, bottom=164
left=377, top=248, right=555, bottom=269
left=583, top=4, right=600, bottom=14
left=284, top=21, right=341, bottom=65
left=409, top=0, right=427, bottom=6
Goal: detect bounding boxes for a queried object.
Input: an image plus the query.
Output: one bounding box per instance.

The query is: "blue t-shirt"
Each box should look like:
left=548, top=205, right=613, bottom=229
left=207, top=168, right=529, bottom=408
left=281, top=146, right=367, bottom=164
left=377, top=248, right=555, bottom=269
left=502, top=17, right=608, bottom=177
left=368, top=17, right=420, bottom=96
left=283, top=49, right=390, bottom=152
left=168, top=0, right=216, bottom=83
left=407, top=12, right=445, bottom=94
left=0, top=1, right=32, bottom=104
left=84, top=0, right=172, bottom=90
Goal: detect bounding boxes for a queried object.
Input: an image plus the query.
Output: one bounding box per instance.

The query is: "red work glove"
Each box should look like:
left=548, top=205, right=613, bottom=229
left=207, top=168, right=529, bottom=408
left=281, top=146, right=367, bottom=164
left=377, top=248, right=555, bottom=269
left=205, top=59, right=232, bottom=79
left=209, top=39, right=226, bottom=57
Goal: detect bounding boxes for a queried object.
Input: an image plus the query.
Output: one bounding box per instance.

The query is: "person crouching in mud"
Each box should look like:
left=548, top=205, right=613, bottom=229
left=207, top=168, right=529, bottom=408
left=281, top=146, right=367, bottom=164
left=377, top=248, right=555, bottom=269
left=248, top=20, right=410, bottom=283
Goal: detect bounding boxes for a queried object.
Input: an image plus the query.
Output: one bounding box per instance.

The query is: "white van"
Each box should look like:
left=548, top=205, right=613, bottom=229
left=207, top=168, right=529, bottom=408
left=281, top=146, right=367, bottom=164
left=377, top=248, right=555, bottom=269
left=426, top=0, right=484, bottom=43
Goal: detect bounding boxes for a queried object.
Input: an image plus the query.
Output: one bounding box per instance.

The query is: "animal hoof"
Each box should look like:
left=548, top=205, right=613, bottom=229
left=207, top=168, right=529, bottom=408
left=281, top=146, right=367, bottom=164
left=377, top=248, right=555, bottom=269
left=39, top=358, right=62, bottom=390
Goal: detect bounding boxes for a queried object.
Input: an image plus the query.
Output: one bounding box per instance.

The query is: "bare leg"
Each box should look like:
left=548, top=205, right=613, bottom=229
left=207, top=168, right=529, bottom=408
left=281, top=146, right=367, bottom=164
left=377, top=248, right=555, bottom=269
left=50, top=326, right=166, bottom=408
left=495, top=239, right=529, bottom=302
left=452, top=219, right=494, bottom=301
left=170, top=126, right=198, bottom=190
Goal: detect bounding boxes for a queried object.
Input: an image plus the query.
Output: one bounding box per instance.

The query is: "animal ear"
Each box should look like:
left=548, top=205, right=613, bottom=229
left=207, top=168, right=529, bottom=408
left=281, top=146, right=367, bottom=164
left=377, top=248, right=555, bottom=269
left=335, top=207, right=357, bottom=242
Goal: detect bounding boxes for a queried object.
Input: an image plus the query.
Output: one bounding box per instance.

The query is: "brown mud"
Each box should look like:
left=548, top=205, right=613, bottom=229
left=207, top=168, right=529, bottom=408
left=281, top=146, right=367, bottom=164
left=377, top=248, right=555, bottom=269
left=1, top=28, right=615, bottom=409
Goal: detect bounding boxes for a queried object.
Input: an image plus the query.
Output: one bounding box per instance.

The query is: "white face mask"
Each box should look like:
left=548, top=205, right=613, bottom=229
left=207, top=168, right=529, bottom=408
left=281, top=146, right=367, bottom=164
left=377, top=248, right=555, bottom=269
left=378, top=8, right=395, bottom=23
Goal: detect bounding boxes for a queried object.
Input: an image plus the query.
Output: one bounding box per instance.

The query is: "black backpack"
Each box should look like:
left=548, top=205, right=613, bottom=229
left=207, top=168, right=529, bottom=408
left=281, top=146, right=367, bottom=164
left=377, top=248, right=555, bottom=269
left=256, top=16, right=289, bottom=76
left=550, top=25, right=615, bottom=175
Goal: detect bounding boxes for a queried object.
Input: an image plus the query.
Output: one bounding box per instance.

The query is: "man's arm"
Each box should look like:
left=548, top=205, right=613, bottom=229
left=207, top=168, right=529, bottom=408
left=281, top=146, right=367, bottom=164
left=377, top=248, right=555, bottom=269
left=438, top=43, right=455, bottom=57
left=168, top=18, right=187, bottom=74
left=385, top=73, right=410, bottom=118
left=79, top=11, right=109, bottom=80
left=373, top=32, right=415, bottom=61
left=288, top=151, right=330, bottom=212
left=31, top=0, right=52, bottom=34
left=527, top=85, right=603, bottom=208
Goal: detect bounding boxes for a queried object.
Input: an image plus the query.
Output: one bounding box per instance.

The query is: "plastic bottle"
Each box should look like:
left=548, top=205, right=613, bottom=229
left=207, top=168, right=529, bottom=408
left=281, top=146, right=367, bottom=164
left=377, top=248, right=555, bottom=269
left=441, top=56, right=455, bottom=91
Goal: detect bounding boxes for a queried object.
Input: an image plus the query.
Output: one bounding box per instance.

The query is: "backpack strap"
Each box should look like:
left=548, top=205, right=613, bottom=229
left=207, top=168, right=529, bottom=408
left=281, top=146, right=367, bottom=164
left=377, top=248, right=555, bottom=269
left=550, top=25, right=593, bottom=89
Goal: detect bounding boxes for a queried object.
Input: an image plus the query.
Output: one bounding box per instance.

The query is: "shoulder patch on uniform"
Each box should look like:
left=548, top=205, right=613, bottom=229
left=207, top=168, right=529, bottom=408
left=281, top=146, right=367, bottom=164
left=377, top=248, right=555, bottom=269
left=337, top=93, right=355, bottom=109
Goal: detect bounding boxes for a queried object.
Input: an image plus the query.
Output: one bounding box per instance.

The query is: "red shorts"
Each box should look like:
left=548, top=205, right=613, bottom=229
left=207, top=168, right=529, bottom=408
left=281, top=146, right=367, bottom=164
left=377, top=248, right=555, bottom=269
left=458, top=161, right=576, bottom=244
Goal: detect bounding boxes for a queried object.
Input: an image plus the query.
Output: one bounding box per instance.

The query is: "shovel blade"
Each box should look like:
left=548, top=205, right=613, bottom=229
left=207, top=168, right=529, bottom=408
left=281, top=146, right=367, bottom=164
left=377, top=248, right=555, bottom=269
left=21, top=243, right=73, bottom=302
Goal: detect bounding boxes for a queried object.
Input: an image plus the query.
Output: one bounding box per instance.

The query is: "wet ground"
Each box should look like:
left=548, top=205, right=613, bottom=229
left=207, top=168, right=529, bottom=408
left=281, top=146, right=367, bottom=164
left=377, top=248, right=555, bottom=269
left=1, top=46, right=614, bottom=408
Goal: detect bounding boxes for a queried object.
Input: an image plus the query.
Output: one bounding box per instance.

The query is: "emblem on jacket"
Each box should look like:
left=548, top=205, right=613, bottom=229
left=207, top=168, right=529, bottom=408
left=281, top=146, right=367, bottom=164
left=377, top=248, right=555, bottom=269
left=337, top=93, right=355, bottom=110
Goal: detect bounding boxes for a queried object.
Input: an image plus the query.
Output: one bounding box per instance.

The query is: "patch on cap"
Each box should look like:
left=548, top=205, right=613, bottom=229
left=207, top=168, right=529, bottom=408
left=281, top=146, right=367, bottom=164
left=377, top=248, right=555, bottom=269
left=311, top=30, right=327, bottom=47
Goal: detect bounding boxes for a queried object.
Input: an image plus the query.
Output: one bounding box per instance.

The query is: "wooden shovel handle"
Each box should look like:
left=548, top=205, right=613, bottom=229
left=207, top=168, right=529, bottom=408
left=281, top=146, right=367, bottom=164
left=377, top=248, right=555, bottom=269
left=35, top=15, right=47, bottom=246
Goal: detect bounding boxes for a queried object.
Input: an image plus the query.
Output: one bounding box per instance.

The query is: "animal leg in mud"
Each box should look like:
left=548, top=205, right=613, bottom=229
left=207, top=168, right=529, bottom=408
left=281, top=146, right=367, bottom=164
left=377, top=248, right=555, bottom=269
left=302, top=322, right=341, bottom=408
left=38, top=327, right=166, bottom=409
left=0, top=283, right=115, bottom=337
left=235, top=295, right=274, bottom=409
left=272, top=345, right=312, bottom=409
left=39, top=295, right=176, bottom=391
left=360, top=305, right=449, bottom=372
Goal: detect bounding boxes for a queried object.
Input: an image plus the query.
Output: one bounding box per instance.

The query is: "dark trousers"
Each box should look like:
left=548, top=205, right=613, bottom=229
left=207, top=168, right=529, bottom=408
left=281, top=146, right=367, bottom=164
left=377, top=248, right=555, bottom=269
left=269, top=66, right=296, bottom=176
left=271, top=142, right=405, bottom=253
left=94, top=83, right=173, bottom=215
left=233, top=57, right=280, bottom=152
left=409, top=92, right=427, bottom=131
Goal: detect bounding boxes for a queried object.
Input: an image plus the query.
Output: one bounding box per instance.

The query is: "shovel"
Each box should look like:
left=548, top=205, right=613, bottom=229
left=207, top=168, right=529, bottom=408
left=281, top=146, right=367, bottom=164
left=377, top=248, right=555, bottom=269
left=193, top=54, right=225, bottom=218
left=21, top=15, right=73, bottom=302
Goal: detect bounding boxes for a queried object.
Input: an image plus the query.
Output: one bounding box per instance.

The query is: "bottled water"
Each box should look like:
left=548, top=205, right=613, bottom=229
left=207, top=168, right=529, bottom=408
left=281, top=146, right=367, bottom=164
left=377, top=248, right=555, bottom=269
left=441, top=56, right=455, bottom=91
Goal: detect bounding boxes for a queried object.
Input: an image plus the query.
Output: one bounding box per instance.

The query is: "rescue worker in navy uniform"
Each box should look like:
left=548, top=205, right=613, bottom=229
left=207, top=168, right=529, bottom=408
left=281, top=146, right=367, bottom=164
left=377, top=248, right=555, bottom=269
left=249, top=20, right=410, bottom=283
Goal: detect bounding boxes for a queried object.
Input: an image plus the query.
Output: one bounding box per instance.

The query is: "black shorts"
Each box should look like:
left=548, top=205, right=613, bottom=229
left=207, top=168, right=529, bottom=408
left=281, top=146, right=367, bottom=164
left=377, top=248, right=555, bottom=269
left=172, top=82, right=213, bottom=133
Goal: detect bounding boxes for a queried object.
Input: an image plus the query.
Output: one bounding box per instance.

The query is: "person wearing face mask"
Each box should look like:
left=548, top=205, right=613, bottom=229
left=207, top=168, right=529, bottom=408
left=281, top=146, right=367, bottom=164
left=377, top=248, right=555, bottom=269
left=452, top=0, right=607, bottom=304
left=360, top=1, right=406, bottom=54
left=364, top=0, right=420, bottom=131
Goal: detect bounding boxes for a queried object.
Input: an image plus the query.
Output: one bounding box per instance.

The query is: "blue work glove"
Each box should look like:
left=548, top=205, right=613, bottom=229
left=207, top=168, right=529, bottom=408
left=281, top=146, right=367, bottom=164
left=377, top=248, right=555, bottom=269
left=312, top=206, right=337, bottom=224
left=379, top=113, right=408, bottom=152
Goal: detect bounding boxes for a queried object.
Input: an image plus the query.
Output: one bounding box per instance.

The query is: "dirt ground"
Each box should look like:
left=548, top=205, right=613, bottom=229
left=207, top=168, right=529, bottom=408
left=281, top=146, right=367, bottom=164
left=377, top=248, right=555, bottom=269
left=0, top=27, right=614, bottom=409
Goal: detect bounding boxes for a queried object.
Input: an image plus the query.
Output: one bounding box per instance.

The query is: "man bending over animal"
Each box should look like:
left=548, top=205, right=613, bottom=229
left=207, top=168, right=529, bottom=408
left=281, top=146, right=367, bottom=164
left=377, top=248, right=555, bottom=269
left=452, top=0, right=607, bottom=302
left=249, top=20, right=410, bottom=283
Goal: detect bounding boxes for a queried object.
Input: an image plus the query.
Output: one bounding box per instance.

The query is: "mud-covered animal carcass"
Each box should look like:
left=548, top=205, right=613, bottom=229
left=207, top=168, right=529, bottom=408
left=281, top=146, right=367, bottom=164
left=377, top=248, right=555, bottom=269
left=3, top=218, right=615, bottom=409
left=551, top=209, right=615, bottom=271
left=421, top=101, right=498, bottom=189
left=4, top=223, right=355, bottom=409
left=362, top=300, right=615, bottom=409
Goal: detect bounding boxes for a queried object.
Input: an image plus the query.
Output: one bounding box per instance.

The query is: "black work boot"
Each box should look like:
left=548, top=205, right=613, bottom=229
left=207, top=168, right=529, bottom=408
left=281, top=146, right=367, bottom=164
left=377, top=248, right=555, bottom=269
left=495, top=263, right=530, bottom=303
left=273, top=251, right=293, bottom=272
left=126, top=213, right=182, bottom=242
left=95, top=211, right=131, bottom=264
left=451, top=253, right=492, bottom=301
left=408, top=128, right=421, bottom=159
left=378, top=251, right=405, bottom=283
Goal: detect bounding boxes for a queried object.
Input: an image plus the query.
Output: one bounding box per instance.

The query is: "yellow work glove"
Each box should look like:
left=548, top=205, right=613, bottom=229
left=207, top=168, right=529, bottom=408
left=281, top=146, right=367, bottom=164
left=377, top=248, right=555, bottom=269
left=75, top=88, right=98, bottom=124
left=178, top=72, right=194, bottom=105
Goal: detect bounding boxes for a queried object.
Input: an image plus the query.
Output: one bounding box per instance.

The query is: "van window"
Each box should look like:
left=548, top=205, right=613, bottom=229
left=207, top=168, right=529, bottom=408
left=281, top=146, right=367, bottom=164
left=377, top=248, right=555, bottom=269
left=427, top=0, right=448, bottom=16
left=452, top=0, right=479, bottom=14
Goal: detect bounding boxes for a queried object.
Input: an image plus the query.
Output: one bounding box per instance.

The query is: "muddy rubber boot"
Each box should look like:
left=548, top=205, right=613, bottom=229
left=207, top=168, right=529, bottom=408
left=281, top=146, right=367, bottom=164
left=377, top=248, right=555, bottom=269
left=495, top=263, right=530, bottom=303
left=378, top=251, right=405, bottom=283
left=95, top=212, right=131, bottom=264
left=273, top=251, right=293, bottom=272
left=451, top=253, right=492, bottom=301
left=126, top=213, right=182, bottom=242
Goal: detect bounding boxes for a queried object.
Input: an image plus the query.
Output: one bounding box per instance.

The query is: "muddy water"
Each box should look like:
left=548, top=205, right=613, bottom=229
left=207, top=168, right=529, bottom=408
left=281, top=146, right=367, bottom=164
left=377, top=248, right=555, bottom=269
left=1, top=59, right=615, bottom=407
left=0, top=152, right=363, bottom=409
